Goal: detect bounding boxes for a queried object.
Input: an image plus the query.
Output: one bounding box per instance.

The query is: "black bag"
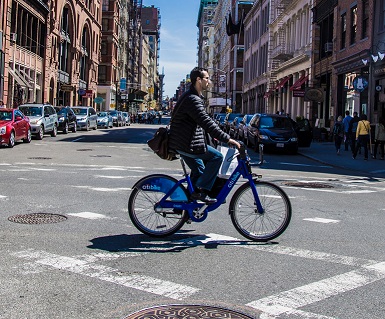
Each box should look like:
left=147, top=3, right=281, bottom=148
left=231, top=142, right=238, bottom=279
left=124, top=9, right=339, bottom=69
left=147, top=126, right=178, bottom=161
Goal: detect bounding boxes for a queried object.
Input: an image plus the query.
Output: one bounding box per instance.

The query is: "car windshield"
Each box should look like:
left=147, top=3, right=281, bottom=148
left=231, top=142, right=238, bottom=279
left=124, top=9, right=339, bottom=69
left=72, top=108, right=87, bottom=115
left=0, top=111, right=12, bottom=121
left=109, top=111, right=117, bottom=115
left=56, top=108, right=67, bottom=115
left=98, top=112, right=108, bottom=117
left=245, top=115, right=254, bottom=124
left=19, top=106, right=42, bottom=116
left=260, top=117, right=293, bottom=129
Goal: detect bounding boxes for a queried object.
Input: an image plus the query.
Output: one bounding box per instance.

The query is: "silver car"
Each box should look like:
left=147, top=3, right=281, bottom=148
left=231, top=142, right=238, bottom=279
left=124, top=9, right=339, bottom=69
left=19, top=103, right=58, bottom=140
left=97, top=112, right=113, bottom=128
left=72, top=106, right=97, bottom=131
left=122, top=112, right=131, bottom=126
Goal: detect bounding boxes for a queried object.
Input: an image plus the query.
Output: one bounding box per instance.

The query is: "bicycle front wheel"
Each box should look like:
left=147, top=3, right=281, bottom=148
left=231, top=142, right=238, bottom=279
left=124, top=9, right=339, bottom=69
left=230, top=181, right=291, bottom=241
left=128, top=174, right=189, bottom=237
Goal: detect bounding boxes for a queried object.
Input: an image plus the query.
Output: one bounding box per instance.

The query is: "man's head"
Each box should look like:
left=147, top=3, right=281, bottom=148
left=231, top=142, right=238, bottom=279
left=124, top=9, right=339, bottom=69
left=190, top=67, right=210, bottom=94
left=353, top=111, right=358, bottom=117
left=345, top=110, right=350, bottom=116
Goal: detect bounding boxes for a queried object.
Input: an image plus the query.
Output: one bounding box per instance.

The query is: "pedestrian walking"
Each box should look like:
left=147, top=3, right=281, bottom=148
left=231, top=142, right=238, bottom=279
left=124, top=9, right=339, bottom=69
left=372, top=117, right=385, bottom=160
left=342, top=110, right=352, bottom=151
left=333, top=115, right=344, bottom=155
left=348, top=111, right=360, bottom=156
left=352, top=114, right=371, bottom=160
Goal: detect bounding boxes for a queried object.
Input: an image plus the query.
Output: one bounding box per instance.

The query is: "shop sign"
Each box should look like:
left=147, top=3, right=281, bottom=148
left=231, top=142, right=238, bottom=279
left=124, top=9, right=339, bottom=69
left=304, top=88, right=324, bottom=102
left=83, top=90, right=93, bottom=98
left=292, top=90, right=305, bottom=97
left=352, top=76, right=368, bottom=92
left=61, top=84, right=74, bottom=92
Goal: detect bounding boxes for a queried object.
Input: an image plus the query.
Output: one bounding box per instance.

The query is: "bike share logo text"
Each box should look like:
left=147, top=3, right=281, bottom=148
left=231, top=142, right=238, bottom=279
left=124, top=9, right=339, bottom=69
left=142, top=184, right=161, bottom=191
left=228, top=172, right=240, bottom=188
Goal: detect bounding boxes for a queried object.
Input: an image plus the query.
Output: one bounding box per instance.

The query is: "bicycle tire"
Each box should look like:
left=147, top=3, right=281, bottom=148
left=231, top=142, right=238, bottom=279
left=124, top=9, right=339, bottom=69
left=128, top=174, right=189, bottom=237
left=229, top=181, right=291, bottom=241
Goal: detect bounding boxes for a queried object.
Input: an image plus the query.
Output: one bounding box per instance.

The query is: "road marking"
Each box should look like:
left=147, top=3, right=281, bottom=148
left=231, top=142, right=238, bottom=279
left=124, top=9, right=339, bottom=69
left=67, top=212, right=113, bottom=220
left=0, top=195, right=7, bottom=199
left=280, top=162, right=333, bottom=168
left=12, top=249, right=199, bottom=300
left=72, top=185, right=131, bottom=192
left=246, top=262, right=385, bottom=317
left=303, top=217, right=340, bottom=224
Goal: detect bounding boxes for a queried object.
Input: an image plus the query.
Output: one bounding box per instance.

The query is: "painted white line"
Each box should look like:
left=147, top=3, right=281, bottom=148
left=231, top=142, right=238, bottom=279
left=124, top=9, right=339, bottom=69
left=67, top=212, right=112, bottom=220
left=177, top=234, right=377, bottom=267
left=0, top=195, right=7, bottom=199
left=281, top=186, right=376, bottom=194
left=72, top=185, right=131, bottom=192
left=12, top=249, right=199, bottom=300
left=280, top=162, right=333, bottom=168
left=303, top=217, right=340, bottom=224
left=94, top=175, right=126, bottom=179
left=246, top=262, right=385, bottom=317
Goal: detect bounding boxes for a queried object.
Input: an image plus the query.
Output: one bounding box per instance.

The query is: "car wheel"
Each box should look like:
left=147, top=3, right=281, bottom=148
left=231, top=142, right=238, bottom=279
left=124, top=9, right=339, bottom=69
left=37, top=125, right=44, bottom=140
left=23, top=129, right=32, bottom=143
left=72, top=123, right=77, bottom=133
left=86, top=121, right=90, bottom=131
left=63, top=122, right=69, bottom=134
left=93, top=123, right=97, bottom=130
left=8, top=131, right=15, bottom=148
left=51, top=124, right=57, bottom=137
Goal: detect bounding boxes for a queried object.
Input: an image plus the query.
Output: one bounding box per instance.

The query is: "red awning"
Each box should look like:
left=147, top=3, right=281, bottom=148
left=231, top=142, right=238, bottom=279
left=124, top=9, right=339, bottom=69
left=264, top=89, right=274, bottom=98
left=290, top=74, right=309, bottom=91
left=275, top=76, right=291, bottom=90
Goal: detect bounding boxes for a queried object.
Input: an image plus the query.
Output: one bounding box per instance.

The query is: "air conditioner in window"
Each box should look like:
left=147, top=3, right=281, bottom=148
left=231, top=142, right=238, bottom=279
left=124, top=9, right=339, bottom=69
left=10, top=33, right=17, bottom=42
left=324, top=42, right=333, bottom=53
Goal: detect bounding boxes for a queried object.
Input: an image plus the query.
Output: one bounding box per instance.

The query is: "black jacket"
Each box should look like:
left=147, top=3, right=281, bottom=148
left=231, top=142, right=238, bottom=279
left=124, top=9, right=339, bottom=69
left=168, top=87, right=230, bottom=154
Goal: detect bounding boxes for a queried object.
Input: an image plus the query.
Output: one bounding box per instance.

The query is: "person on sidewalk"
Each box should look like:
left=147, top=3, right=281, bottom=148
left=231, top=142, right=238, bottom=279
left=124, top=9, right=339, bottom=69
left=342, top=110, right=352, bottom=151
left=333, top=116, right=344, bottom=155
left=353, top=114, right=371, bottom=160
left=373, top=117, right=385, bottom=160
left=348, top=112, right=360, bottom=156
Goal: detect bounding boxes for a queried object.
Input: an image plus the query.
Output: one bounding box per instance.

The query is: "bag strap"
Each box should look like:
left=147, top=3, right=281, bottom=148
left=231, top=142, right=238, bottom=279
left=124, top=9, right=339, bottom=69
left=170, top=95, right=188, bottom=126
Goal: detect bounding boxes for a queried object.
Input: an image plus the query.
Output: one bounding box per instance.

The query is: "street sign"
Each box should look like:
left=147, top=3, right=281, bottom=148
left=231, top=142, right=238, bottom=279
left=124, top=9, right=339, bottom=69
left=120, top=78, right=126, bottom=92
left=94, top=96, right=103, bottom=104
left=84, top=90, right=93, bottom=98
left=78, top=89, right=86, bottom=96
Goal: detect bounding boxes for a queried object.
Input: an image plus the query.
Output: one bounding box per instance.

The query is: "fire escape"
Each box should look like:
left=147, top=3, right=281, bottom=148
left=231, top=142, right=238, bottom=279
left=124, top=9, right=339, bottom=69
left=128, top=0, right=142, bottom=86
left=268, top=0, right=292, bottom=92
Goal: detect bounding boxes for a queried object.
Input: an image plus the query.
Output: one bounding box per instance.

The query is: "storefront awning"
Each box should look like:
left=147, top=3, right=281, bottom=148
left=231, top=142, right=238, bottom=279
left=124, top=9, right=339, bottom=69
left=275, top=76, right=291, bottom=90
left=290, top=74, right=308, bottom=91
left=9, top=68, right=32, bottom=88
left=264, top=89, right=274, bottom=98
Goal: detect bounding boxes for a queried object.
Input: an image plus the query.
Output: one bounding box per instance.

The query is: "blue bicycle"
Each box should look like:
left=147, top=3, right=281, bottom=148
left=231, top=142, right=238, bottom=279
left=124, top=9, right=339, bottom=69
left=128, top=143, right=291, bottom=241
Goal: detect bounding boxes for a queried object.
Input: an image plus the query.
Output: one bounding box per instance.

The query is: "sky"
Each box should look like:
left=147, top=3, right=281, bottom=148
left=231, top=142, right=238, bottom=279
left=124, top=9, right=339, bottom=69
left=142, top=0, right=201, bottom=99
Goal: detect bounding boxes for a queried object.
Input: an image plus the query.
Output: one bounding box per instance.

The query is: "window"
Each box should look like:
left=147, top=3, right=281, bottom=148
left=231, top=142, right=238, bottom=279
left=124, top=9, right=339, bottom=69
left=98, top=65, right=107, bottom=83
left=101, top=40, right=107, bottom=55
left=341, top=13, right=346, bottom=49
left=350, top=6, right=357, bottom=45
left=102, top=18, right=109, bottom=31
left=102, top=0, right=109, bottom=11
left=362, top=0, right=369, bottom=38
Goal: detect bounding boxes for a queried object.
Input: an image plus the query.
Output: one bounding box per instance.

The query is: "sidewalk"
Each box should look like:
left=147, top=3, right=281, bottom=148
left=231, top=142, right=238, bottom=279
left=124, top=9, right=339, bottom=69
left=298, top=141, right=385, bottom=177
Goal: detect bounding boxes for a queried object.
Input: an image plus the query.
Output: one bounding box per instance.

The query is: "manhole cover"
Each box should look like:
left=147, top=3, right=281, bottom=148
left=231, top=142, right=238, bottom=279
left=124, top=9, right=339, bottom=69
left=284, top=182, right=334, bottom=188
left=27, top=157, right=52, bottom=160
left=77, top=148, right=93, bottom=151
left=124, top=305, right=253, bottom=319
left=8, top=213, right=67, bottom=224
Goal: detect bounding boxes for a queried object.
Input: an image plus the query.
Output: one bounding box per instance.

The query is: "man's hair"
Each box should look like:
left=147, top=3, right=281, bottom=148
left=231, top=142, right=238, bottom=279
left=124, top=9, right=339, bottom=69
left=353, top=112, right=358, bottom=116
left=345, top=110, right=350, bottom=115
left=190, top=67, right=208, bottom=85
left=360, top=114, right=367, bottom=120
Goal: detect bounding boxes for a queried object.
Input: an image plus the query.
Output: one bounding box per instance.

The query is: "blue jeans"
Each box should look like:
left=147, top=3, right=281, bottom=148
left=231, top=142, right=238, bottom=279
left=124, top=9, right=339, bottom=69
left=177, top=145, right=223, bottom=192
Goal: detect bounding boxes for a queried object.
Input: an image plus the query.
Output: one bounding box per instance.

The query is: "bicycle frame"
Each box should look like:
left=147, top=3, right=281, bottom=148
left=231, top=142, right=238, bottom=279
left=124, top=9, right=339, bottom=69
left=156, top=148, right=264, bottom=222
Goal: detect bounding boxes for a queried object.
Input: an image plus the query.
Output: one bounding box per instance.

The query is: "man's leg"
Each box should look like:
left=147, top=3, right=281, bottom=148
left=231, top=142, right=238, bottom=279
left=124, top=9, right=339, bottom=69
left=180, top=155, right=204, bottom=189
left=195, top=146, right=224, bottom=191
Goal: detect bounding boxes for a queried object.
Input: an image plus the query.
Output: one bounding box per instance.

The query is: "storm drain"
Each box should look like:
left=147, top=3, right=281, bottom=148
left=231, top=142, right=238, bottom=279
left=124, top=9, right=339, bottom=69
left=8, top=213, right=67, bottom=224
left=283, top=182, right=334, bottom=189
left=124, top=305, right=254, bottom=319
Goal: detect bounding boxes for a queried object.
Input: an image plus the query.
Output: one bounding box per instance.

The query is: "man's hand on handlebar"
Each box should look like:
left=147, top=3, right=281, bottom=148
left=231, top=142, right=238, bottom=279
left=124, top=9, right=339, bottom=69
left=228, top=138, right=241, bottom=149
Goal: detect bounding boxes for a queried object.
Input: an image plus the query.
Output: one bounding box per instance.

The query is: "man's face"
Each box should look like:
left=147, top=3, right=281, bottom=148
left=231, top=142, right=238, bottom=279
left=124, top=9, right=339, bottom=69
left=198, top=71, right=211, bottom=91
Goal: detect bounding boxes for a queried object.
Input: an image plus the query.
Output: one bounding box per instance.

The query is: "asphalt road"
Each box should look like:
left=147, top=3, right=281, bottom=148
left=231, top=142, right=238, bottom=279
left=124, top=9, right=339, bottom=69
left=1, top=124, right=385, bottom=319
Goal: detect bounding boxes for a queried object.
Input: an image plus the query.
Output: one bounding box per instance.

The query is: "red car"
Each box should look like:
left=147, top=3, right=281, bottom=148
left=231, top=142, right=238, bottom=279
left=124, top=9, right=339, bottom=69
left=0, top=108, right=32, bottom=148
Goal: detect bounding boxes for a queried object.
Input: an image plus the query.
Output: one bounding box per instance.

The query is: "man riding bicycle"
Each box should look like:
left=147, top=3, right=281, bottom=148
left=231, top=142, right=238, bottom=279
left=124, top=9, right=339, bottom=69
left=168, top=67, right=240, bottom=204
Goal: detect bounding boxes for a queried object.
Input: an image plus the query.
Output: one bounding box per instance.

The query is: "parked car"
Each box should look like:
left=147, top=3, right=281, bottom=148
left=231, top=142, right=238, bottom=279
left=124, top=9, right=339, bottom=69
left=223, top=113, right=243, bottom=134
left=122, top=111, right=131, bottom=126
left=109, top=110, right=124, bottom=127
left=238, top=114, right=254, bottom=145
left=55, top=106, right=77, bottom=134
left=97, top=111, right=113, bottom=128
left=247, top=113, right=300, bottom=154
left=19, top=103, right=58, bottom=139
left=229, top=116, right=241, bottom=139
left=72, top=106, right=97, bottom=131
left=0, top=108, right=31, bottom=147
left=216, top=115, right=226, bottom=130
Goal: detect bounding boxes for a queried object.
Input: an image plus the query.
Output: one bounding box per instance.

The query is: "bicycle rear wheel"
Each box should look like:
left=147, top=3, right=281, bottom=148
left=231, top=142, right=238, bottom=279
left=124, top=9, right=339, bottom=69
left=230, top=181, right=291, bottom=241
left=128, top=174, right=189, bottom=237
